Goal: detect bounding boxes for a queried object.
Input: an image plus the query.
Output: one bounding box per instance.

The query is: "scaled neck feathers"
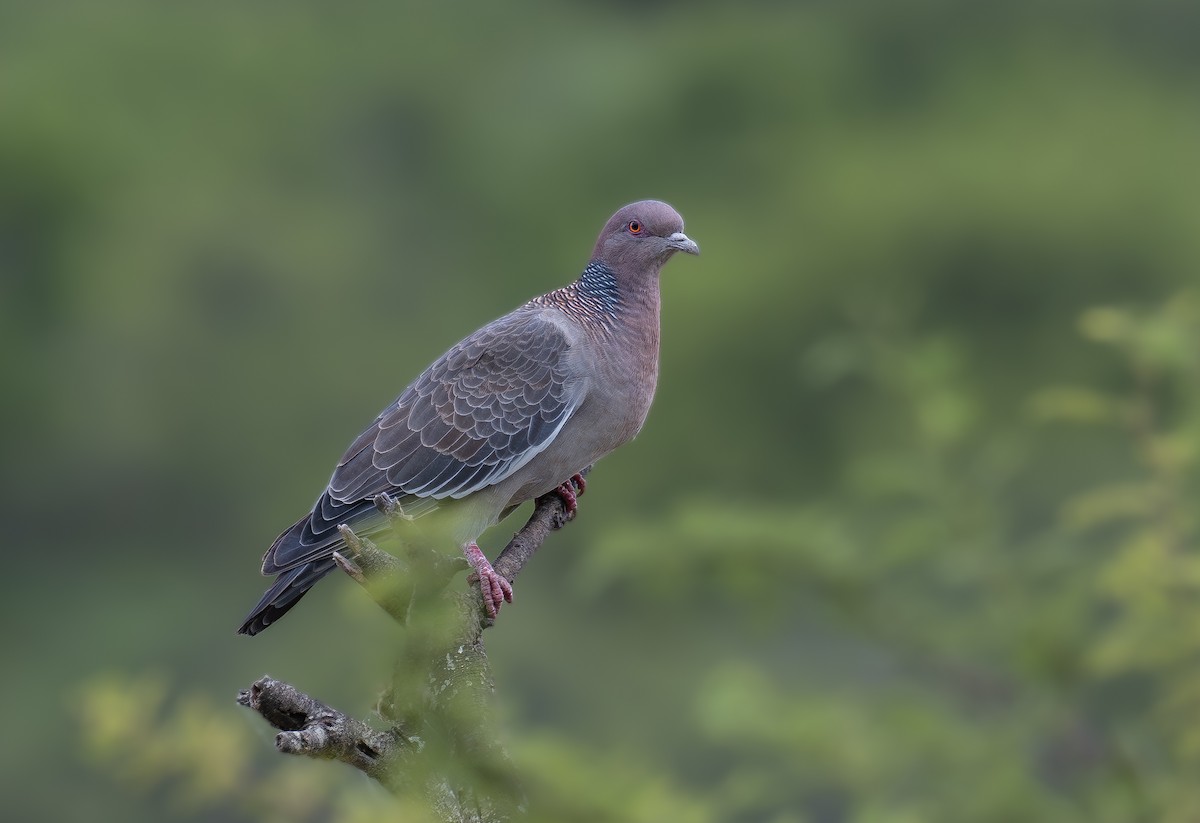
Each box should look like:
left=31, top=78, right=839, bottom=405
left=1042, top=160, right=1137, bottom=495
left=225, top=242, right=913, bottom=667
left=577, top=261, right=621, bottom=311
left=530, top=261, right=659, bottom=333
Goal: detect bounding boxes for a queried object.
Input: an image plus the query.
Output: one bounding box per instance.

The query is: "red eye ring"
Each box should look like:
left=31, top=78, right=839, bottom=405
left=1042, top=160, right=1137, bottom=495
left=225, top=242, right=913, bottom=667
left=628, top=220, right=643, bottom=234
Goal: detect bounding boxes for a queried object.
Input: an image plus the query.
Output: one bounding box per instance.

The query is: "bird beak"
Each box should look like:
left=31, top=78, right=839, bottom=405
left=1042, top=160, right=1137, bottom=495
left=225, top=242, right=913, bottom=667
left=668, top=231, right=700, bottom=256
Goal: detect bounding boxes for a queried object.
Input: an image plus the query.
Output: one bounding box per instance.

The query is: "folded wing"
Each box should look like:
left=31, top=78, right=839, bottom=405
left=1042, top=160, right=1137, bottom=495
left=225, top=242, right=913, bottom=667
left=262, top=309, right=585, bottom=574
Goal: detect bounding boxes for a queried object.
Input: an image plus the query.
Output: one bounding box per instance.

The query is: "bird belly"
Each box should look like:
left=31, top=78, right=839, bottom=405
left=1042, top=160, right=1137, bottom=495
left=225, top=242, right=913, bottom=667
left=496, top=377, right=655, bottom=511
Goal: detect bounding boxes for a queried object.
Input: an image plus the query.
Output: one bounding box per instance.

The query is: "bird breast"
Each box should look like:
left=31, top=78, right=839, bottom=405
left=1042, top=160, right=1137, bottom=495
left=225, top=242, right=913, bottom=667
left=499, top=301, right=660, bottom=506
left=561, top=297, right=661, bottom=460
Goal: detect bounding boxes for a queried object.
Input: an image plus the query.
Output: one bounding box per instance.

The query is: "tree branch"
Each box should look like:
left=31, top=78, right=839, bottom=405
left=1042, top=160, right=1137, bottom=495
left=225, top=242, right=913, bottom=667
left=237, top=469, right=590, bottom=821
left=492, top=470, right=588, bottom=585
left=236, top=676, right=409, bottom=790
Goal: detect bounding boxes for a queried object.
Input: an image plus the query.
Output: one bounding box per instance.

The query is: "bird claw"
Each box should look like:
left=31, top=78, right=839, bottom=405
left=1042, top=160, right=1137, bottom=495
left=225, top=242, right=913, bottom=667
left=554, top=472, right=588, bottom=520
left=464, top=543, right=513, bottom=619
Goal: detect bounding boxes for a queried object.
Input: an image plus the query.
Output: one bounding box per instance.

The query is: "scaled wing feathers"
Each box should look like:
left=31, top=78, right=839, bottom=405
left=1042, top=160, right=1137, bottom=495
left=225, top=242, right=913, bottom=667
left=262, top=309, right=584, bottom=574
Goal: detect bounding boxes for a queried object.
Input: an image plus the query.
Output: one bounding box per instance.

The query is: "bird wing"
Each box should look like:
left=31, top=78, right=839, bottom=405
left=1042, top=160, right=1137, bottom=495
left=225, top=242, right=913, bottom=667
left=262, top=308, right=586, bottom=573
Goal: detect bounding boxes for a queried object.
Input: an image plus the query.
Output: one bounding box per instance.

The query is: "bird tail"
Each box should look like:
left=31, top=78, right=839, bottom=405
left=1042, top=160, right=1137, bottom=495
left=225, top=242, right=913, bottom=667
left=237, top=500, right=388, bottom=636
left=236, top=558, right=337, bottom=636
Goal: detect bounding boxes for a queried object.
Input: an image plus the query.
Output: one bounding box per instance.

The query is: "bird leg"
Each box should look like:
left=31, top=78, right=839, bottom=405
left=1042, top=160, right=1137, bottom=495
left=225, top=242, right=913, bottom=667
left=463, top=542, right=513, bottom=619
left=553, top=472, right=588, bottom=519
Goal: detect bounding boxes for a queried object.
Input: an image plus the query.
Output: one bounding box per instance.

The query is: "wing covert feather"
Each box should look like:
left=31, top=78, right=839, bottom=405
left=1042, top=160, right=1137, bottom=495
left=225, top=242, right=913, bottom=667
left=267, top=310, right=583, bottom=573
left=314, top=310, right=581, bottom=511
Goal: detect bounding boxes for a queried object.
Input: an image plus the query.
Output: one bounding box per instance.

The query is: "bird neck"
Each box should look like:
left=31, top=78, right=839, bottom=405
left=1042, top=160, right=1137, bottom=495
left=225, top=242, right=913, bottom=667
left=578, top=259, right=661, bottom=317
left=530, top=261, right=660, bottom=338
left=577, top=261, right=622, bottom=312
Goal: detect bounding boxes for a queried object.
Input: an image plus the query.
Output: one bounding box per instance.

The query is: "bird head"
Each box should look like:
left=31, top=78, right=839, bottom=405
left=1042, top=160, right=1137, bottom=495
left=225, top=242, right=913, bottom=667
left=591, top=200, right=699, bottom=274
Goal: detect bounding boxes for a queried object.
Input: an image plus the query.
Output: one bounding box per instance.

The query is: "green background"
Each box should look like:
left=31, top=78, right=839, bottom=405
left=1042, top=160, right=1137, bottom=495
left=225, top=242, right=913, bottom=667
left=4, top=1, right=1198, bottom=820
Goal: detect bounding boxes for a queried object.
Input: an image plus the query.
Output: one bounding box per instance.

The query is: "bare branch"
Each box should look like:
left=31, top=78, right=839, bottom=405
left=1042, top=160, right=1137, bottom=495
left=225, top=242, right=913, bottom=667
left=493, top=466, right=591, bottom=585
left=335, top=523, right=404, bottom=579
left=238, top=473, right=590, bottom=820
left=236, top=676, right=408, bottom=790
left=333, top=524, right=418, bottom=625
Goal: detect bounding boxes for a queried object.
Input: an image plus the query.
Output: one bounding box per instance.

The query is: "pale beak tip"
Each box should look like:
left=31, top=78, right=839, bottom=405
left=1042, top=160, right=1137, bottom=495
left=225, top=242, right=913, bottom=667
left=669, top=231, right=699, bottom=256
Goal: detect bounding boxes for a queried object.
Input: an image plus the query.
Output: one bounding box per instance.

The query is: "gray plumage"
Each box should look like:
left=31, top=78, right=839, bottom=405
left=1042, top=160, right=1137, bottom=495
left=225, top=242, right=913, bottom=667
left=239, top=200, right=698, bottom=635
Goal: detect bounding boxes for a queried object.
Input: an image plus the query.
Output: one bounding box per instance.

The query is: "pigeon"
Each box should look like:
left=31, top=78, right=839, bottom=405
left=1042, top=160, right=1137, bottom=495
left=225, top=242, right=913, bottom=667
left=238, top=200, right=699, bottom=635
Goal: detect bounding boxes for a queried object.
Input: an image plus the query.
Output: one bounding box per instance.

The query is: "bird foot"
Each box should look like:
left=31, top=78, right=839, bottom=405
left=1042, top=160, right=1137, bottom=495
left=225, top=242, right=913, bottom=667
left=554, top=473, right=588, bottom=519
left=463, top=543, right=513, bottom=619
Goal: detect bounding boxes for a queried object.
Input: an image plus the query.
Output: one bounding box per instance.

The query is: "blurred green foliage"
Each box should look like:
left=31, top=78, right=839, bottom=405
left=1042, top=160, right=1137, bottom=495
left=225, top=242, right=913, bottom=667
left=5, top=0, right=1199, bottom=820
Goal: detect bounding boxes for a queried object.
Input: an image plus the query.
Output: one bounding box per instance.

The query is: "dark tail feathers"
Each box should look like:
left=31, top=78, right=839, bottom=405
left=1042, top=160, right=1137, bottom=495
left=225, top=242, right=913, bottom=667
left=236, top=559, right=337, bottom=636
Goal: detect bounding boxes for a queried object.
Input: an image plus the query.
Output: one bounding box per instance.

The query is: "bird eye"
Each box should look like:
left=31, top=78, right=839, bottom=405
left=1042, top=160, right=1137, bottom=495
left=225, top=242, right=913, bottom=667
left=627, top=220, right=643, bottom=235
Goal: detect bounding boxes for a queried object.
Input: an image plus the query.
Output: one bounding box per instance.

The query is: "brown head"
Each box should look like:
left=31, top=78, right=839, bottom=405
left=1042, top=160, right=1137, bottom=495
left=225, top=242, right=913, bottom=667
left=590, top=200, right=699, bottom=277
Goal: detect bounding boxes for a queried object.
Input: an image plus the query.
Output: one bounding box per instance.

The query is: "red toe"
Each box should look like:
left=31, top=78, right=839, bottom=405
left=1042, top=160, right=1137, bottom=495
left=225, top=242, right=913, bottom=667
left=463, top=543, right=513, bottom=618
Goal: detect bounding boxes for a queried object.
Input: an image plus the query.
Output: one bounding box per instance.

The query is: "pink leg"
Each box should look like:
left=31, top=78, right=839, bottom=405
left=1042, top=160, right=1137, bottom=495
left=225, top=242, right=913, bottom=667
left=463, top=542, right=513, bottom=619
left=554, top=473, right=588, bottom=518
